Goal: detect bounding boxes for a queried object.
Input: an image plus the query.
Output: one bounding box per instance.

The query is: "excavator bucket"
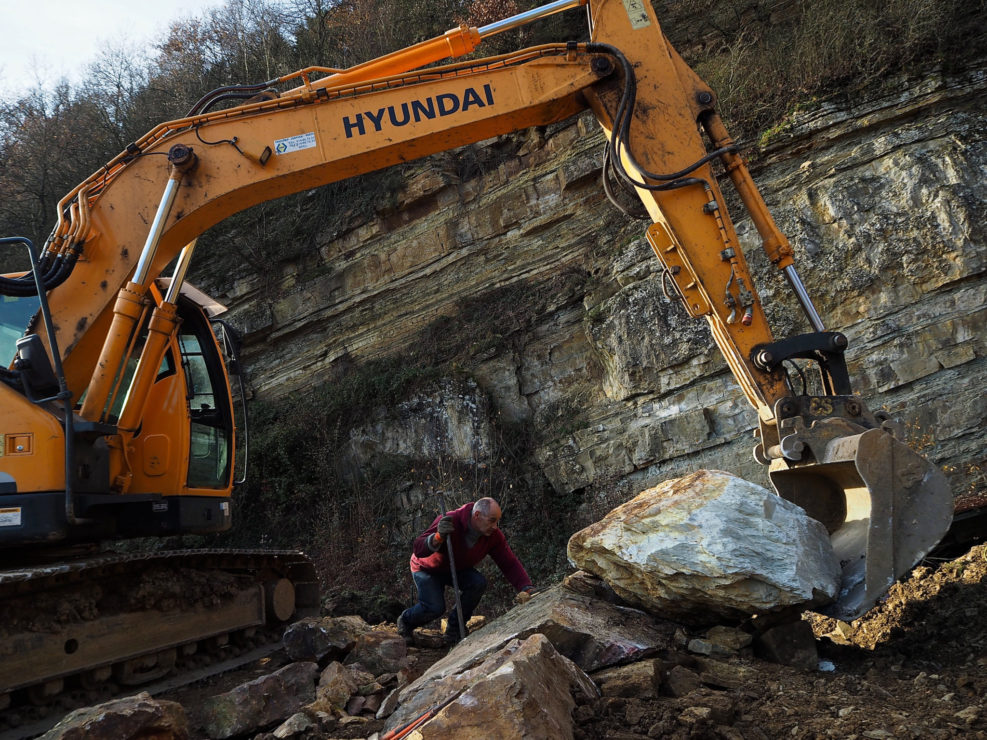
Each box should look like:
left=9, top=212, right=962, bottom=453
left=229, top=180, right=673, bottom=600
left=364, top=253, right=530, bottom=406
left=770, top=427, right=953, bottom=621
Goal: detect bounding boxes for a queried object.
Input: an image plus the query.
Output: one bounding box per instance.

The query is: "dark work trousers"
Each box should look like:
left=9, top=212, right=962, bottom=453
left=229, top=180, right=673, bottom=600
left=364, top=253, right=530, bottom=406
left=400, top=567, right=487, bottom=632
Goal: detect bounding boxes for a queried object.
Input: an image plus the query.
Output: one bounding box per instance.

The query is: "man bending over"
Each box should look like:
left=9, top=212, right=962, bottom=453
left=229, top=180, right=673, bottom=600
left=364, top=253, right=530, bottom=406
left=397, top=497, right=534, bottom=645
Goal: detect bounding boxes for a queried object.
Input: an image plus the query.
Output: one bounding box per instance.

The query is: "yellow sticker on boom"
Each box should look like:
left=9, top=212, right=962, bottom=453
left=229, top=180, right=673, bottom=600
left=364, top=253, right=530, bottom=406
left=621, top=0, right=651, bottom=29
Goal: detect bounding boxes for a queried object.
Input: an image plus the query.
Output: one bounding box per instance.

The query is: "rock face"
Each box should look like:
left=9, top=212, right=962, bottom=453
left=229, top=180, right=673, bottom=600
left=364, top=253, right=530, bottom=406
left=340, top=376, right=496, bottom=481
left=567, top=470, right=841, bottom=624
left=207, top=60, right=987, bottom=517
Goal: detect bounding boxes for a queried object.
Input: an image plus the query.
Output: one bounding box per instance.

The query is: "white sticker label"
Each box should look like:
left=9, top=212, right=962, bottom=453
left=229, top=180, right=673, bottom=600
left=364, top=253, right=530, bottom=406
left=0, top=507, right=22, bottom=527
left=621, top=0, right=651, bottom=29
left=274, top=132, right=317, bottom=155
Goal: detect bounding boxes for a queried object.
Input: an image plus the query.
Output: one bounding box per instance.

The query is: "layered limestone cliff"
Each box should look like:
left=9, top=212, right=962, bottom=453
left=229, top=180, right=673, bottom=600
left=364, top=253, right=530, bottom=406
left=211, top=60, right=986, bottom=505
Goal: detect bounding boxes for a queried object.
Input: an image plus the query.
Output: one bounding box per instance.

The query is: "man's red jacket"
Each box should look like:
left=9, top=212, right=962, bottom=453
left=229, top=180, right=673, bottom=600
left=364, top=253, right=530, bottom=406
left=410, top=501, right=532, bottom=592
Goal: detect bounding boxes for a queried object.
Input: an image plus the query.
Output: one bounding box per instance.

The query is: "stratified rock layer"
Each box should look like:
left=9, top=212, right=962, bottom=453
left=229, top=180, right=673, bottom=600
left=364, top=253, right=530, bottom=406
left=210, top=62, right=986, bottom=511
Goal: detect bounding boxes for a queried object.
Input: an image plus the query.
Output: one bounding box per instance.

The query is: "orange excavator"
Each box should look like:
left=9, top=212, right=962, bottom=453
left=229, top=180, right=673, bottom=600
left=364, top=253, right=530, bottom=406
left=0, top=0, right=951, bottom=700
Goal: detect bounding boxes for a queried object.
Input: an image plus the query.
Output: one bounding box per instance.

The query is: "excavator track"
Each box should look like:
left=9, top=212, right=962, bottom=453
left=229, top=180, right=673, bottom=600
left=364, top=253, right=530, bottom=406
left=0, top=549, right=319, bottom=726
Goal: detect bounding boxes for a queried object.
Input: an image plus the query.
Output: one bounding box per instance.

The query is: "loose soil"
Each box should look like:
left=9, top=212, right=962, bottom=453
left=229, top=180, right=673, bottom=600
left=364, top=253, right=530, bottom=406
left=160, top=544, right=987, bottom=739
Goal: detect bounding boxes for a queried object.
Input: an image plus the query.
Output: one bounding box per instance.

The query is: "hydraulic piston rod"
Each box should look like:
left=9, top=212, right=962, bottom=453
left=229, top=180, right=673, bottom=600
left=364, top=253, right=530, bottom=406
left=784, top=265, right=826, bottom=333
left=80, top=145, right=197, bottom=421
left=478, top=0, right=587, bottom=38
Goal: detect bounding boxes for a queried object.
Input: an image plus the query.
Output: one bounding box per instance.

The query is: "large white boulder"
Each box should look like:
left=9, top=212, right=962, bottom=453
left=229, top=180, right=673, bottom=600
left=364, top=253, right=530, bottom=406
left=567, top=470, right=840, bottom=624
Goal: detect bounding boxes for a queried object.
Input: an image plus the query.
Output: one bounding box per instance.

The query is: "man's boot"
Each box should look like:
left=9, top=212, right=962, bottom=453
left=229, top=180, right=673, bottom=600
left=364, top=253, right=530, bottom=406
left=443, top=619, right=465, bottom=647
left=396, top=614, right=415, bottom=645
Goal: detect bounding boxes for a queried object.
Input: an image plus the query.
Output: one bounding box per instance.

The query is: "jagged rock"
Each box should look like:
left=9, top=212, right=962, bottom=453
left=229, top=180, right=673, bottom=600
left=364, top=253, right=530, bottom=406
left=343, top=630, right=409, bottom=674
left=282, top=618, right=330, bottom=662
left=313, top=662, right=361, bottom=711
left=562, top=570, right=624, bottom=603
left=199, top=662, right=318, bottom=739
left=383, top=634, right=596, bottom=739
left=664, top=665, right=702, bottom=697
left=362, top=693, right=384, bottom=714
left=679, top=706, right=713, bottom=725
left=677, top=690, right=737, bottom=725
left=375, top=687, right=402, bottom=720
left=271, top=712, right=316, bottom=739
left=41, top=692, right=187, bottom=740
left=687, top=628, right=749, bottom=658
left=753, top=619, right=819, bottom=670
left=692, top=657, right=759, bottom=690
left=567, top=470, right=841, bottom=625
left=591, top=659, right=663, bottom=698
left=404, top=583, right=670, bottom=690
left=706, top=625, right=753, bottom=652
left=687, top=638, right=722, bottom=657
left=282, top=615, right=370, bottom=662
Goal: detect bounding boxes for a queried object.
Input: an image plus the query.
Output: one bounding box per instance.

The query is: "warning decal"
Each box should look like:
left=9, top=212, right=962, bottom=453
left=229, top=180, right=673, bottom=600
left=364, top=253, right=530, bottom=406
left=0, top=508, right=22, bottom=527
left=274, top=132, right=317, bottom=155
left=621, top=0, right=651, bottom=29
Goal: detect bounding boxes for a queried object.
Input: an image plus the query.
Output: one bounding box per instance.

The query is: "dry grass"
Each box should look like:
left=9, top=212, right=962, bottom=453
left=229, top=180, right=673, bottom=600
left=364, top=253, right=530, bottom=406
left=678, top=0, right=987, bottom=140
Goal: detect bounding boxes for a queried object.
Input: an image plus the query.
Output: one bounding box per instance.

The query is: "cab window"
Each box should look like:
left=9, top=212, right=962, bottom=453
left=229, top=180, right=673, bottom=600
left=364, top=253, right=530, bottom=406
left=177, top=305, right=232, bottom=489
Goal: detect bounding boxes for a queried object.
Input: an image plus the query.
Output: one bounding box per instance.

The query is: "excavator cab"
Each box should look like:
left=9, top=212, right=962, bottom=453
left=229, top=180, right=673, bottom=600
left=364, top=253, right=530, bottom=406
left=0, top=256, right=236, bottom=545
left=175, top=296, right=235, bottom=490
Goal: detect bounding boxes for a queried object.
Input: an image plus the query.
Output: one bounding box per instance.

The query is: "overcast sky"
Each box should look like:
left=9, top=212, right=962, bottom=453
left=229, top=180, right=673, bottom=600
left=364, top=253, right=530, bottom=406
left=0, top=0, right=222, bottom=97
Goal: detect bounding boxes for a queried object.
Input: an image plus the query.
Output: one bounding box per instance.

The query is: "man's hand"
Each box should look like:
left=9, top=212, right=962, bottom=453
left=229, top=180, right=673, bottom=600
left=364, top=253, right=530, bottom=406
left=431, top=515, right=455, bottom=548
left=514, top=586, right=537, bottom=605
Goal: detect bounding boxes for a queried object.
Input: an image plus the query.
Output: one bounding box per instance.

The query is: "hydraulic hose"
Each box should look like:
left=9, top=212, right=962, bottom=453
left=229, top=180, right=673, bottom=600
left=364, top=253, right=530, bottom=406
left=586, top=43, right=737, bottom=196
left=0, top=246, right=82, bottom=296
left=186, top=79, right=281, bottom=116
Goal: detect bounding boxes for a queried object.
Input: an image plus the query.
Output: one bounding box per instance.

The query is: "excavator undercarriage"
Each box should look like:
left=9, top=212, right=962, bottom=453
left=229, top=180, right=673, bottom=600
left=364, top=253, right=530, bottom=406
left=0, top=549, right=318, bottom=712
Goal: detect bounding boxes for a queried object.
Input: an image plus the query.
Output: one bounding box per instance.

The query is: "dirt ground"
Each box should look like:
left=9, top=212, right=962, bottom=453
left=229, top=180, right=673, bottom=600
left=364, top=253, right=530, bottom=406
left=162, top=542, right=987, bottom=739
left=571, top=543, right=987, bottom=740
